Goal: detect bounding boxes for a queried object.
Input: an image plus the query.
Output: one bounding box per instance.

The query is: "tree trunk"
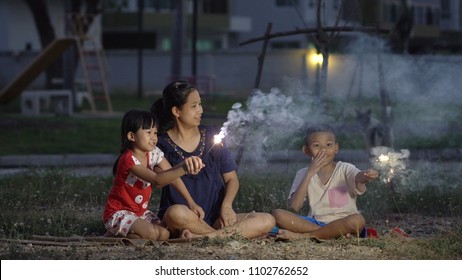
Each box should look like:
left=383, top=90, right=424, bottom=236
left=23, top=0, right=61, bottom=88
left=23, top=0, right=101, bottom=89
left=171, top=0, right=184, bottom=81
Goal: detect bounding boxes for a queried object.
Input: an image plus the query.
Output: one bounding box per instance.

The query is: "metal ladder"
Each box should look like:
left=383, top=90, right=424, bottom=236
left=71, top=14, right=112, bottom=112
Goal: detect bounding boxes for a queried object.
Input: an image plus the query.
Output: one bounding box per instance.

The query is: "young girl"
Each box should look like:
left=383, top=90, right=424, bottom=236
left=103, top=109, right=205, bottom=240
left=272, top=124, right=379, bottom=240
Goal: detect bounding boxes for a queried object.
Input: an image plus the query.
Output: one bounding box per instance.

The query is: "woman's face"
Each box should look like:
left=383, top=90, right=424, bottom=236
left=176, top=90, right=203, bottom=127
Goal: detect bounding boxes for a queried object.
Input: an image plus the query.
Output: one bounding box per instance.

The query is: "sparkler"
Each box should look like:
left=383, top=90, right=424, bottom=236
left=205, top=130, right=226, bottom=156
left=370, top=146, right=410, bottom=192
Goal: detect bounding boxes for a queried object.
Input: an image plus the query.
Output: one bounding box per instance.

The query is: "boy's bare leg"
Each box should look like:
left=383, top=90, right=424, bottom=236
left=273, top=209, right=365, bottom=240
left=309, top=213, right=365, bottom=240
left=272, top=209, right=321, bottom=232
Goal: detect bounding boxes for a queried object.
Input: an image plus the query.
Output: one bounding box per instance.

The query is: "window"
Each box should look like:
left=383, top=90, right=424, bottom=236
left=144, top=0, right=175, bottom=11
left=103, top=31, right=157, bottom=49
left=414, top=6, right=424, bottom=25
left=333, top=0, right=339, bottom=10
left=383, top=3, right=398, bottom=22
left=441, top=0, right=450, bottom=19
left=203, top=0, right=228, bottom=14
left=276, top=0, right=298, bottom=7
left=308, top=0, right=315, bottom=9
left=426, top=7, right=433, bottom=25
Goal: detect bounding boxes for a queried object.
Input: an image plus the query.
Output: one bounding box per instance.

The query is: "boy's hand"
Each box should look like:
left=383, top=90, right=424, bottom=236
left=308, top=151, right=330, bottom=175
left=364, top=169, right=379, bottom=181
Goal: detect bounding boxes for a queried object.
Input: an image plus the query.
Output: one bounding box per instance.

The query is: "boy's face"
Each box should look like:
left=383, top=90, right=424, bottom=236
left=303, top=131, right=339, bottom=160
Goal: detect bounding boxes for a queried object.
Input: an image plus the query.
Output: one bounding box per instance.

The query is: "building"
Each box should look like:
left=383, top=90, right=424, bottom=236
left=1, top=0, right=461, bottom=99
left=102, top=0, right=461, bottom=53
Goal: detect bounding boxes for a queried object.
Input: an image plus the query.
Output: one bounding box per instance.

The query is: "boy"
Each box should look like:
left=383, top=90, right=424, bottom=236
left=272, top=124, right=378, bottom=240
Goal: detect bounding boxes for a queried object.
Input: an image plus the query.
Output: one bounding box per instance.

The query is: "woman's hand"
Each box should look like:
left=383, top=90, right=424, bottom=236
left=189, top=202, right=205, bottom=220
left=219, top=204, right=237, bottom=228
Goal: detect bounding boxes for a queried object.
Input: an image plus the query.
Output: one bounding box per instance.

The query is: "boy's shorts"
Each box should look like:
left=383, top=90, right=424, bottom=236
left=270, top=215, right=367, bottom=238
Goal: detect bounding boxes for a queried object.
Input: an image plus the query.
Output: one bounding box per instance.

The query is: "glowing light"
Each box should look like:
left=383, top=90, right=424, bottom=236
left=378, top=154, right=390, bottom=162
left=311, top=53, right=323, bottom=65
left=371, top=146, right=410, bottom=187
left=206, top=129, right=226, bottom=156
left=214, top=133, right=224, bottom=145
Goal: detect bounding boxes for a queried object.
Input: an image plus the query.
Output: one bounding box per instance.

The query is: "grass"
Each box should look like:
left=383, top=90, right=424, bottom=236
left=1, top=92, right=461, bottom=259
left=1, top=93, right=461, bottom=155
left=0, top=163, right=461, bottom=259
left=0, top=93, right=239, bottom=155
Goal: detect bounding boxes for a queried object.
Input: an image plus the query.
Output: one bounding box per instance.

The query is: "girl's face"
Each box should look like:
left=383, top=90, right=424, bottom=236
left=131, top=123, right=158, bottom=153
left=175, top=90, right=203, bottom=127
left=303, top=131, right=339, bottom=161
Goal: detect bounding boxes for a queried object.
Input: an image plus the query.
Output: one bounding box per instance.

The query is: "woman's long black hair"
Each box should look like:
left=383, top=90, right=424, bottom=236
left=150, top=80, right=197, bottom=133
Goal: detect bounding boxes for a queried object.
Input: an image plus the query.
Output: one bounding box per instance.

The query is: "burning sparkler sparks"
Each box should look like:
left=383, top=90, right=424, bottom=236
left=371, top=146, right=410, bottom=184
left=205, top=129, right=226, bottom=156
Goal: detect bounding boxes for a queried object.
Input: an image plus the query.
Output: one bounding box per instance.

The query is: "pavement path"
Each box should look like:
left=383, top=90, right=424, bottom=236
left=0, top=149, right=460, bottom=178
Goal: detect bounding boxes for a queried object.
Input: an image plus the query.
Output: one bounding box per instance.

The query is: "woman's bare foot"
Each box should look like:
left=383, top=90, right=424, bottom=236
left=103, top=231, right=117, bottom=237
left=180, top=229, right=202, bottom=240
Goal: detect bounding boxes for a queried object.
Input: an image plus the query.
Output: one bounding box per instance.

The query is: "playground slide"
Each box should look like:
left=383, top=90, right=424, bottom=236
left=0, top=37, right=75, bottom=104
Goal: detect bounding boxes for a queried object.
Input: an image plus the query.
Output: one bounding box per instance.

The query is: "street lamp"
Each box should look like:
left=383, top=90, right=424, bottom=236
left=311, top=52, right=323, bottom=65
left=310, top=50, right=323, bottom=97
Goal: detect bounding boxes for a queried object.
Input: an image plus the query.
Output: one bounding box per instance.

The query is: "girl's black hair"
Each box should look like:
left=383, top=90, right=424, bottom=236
left=113, top=109, right=157, bottom=175
left=150, top=80, right=197, bottom=133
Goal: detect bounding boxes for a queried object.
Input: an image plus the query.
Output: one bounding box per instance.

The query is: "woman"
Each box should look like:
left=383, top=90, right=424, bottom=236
left=151, top=81, right=275, bottom=239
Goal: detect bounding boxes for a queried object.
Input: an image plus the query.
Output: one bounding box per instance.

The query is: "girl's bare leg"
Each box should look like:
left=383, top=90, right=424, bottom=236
left=129, top=218, right=170, bottom=240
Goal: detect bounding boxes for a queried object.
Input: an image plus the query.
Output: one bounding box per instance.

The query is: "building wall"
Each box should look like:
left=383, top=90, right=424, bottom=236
left=2, top=49, right=461, bottom=101
left=0, top=0, right=66, bottom=53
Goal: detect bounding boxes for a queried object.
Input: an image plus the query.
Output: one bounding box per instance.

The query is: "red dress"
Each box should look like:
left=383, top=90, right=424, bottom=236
left=103, top=147, right=164, bottom=223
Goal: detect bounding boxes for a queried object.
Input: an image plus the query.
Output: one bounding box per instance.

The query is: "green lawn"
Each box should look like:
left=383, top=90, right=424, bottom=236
left=1, top=93, right=461, bottom=155
left=0, top=94, right=239, bottom=155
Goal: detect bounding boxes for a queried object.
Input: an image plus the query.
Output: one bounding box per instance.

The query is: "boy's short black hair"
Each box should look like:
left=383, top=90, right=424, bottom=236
left=304, top=123, right=336, bottom=144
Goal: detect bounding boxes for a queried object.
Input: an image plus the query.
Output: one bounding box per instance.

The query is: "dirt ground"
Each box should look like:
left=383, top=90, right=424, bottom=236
left=1, top=213, right=460, bottom=260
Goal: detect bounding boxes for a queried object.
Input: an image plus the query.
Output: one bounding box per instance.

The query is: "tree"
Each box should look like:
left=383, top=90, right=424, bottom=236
left=23, top=0, right=102, bottom=88
left=22, top=0, right=59, bottom=88
left=240, top=0, right=387, bottom=101
left=390, top=0, right=414, bottom=54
